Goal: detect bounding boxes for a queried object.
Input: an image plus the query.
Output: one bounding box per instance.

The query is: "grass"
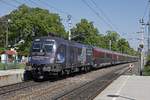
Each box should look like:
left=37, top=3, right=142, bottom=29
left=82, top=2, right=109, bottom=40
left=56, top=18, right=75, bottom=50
left=0, top=63, right=5, bottom=70
left=143, top=65, right=150, bottom=76
left=0, top=62, right=25, bottom=70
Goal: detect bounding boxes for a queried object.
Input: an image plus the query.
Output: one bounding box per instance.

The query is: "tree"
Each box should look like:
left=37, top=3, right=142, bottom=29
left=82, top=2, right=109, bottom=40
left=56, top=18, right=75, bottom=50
left=103, top=31, right=120, bottom=51
left=0, top=20, right=7, bottom=47
left=0, top=5, right=138, bottom=56
left=117, top=38, right=129, bottom=53
left=71, top=19, right=104, bottom=47
left=1, top=4, right=67, bottom=54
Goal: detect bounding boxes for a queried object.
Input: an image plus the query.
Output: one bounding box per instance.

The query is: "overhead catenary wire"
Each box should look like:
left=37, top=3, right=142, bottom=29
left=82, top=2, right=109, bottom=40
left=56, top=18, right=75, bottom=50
left=37, top=0, right=70, bottom=15
left=28, top=0, right=41, bottom=7
left=81, top=0, right=107, bottom=33
left=90, top=0, right=114, bottom=29
left=90, top=0, right=122, bottom=35
left=81, top=0, right=117, bottom=33
left=0, top=0, right=18, bottom=8
left=25, top=0, right=76, bottom=22
left=36, top=0, right=79, bottom=30
left=142, top=0, right=149, bottom=19
left=23, top=0, right=76, bottom=36
left=13, top=0, right=23, bottom=5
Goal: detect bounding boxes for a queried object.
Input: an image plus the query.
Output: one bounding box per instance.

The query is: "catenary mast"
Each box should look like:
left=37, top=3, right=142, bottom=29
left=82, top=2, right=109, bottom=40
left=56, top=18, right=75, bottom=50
left=148, top=0, right=150, bottom=54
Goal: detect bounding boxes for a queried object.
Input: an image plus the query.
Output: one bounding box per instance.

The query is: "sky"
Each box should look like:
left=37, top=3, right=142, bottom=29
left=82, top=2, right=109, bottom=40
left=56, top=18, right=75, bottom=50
left=0, top=0, right=149, bottom=51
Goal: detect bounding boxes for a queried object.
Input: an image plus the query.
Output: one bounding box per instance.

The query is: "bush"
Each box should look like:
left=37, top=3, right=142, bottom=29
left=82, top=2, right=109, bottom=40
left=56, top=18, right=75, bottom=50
left=146, top=55, right=150, bottom=65
left=143, top=65, right=150, bottom=76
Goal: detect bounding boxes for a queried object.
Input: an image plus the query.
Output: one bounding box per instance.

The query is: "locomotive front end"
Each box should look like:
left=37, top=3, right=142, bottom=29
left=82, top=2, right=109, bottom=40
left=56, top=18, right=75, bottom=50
left=25, top=38, right=57, bottom=80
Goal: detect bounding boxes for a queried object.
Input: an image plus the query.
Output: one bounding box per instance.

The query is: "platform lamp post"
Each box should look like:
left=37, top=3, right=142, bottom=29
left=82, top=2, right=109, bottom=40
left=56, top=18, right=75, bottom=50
left=138, top=18, right=145, bottom=76
left=139, top=44, right=144, bottom=76
left=109, top=40, right=111, bottom=50
left=6, top=19, right=11, bottom=70
left=6, top=19, right=11, bottom=49
left=0, top=19, right=11, bottom=49
left=3, top=19, right=11, bottom=70
left=67, top=15, right=72, bottom=40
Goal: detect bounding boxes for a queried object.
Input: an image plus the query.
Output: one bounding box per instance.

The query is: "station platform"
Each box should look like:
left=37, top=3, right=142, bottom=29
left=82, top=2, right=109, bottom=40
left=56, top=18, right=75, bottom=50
left=0, top=69, right=24, bottom=87
left=94, top=75, right=150, bottom=100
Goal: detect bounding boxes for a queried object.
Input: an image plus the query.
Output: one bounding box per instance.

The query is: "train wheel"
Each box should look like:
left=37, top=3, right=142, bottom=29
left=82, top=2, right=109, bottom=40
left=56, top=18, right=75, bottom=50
left=58, top=70, right=64, bottom=77
left=85, top=66, right=89, bottom=72
left=61, top=70, right=65, bottom=76
left=33, top=77, right=39, bottom=81
left=32, top=72, right=44, bottom=81
left=65, top=69, right=71, bottom=75
left=33, top=75, right=44, bottom=81
left=87, top=66, right=91, bottom=72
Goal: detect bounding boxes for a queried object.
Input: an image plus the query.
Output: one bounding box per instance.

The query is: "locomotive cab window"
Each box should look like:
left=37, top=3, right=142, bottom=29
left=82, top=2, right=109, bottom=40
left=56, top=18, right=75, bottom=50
left=43, top=40, right=55, bottom=53
left=32, top=43, right=41, bottom=52
left=43, top=44, right=53, bottom=53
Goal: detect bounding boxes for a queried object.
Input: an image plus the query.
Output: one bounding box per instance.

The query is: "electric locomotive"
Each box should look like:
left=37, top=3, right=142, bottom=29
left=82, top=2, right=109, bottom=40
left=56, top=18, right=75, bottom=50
left=24, top=36, right=93, bottom=80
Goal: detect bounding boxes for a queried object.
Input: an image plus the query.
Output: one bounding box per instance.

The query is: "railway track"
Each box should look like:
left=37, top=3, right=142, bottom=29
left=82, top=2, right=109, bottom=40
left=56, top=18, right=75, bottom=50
left=0, top=63, right=134, bottom=100
left=0, top=81, right=40, bottom=95
left=53, top=64, right=129, bottom=100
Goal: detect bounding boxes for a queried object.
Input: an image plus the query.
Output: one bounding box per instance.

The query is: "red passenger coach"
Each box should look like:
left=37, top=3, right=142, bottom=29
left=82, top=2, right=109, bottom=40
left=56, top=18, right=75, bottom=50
left=93, top=47, right=105, bottom=67
left=93, top=47, right=113, bottom=68
left=112, top=53, right=117, bottom=64
left=92, top=46, right=136, bottom=68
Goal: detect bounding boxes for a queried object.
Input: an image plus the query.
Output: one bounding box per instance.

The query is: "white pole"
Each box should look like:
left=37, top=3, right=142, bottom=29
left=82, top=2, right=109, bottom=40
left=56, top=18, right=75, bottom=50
left=67, top=15, right=72, bottom=40
left=69, top=29, right=71, bottom=40
left=140, top=18, right=145, bottom=75
left=148, top=0, right=150, bottom=53
left=109, top=40, right=111, bottom=50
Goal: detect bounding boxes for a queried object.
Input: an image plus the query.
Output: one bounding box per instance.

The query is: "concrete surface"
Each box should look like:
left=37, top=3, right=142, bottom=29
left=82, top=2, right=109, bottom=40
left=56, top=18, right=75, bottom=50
left=124, top=62, right=140, bottom=76
left=0, top=69, right=24, bottom=87
left=94, top=75, right=150, bottom=100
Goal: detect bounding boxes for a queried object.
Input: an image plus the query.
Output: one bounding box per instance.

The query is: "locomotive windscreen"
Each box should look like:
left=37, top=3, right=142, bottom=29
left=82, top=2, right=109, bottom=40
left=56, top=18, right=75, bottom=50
left=43, top=41, right=54, bottom=53
left=32, top=43, right=41, bottom=52
left=32, top=39, right=55, bottom=53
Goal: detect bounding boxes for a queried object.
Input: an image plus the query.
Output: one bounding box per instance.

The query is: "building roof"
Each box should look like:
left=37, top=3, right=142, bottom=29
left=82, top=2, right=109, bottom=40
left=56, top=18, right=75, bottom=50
left=0, top=50, right=17, bottom=55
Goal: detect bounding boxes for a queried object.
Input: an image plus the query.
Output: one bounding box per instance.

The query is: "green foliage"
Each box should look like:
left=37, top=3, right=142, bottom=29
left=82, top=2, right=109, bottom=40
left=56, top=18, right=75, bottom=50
left=0, top=20, right=6, bottom=47
left=0, top=62, right=25, bottom=70
left=103, top=31, right=119, bottom=51
left=0, top=5, right=138, bottom=56
left=70, top=19, right=137, bottom=55
left=0, top=47, right=5, bottom=51
left=71, top=19, right=103, bottom=47
left=146, top=55, right=150, bottom=65
left=0, top=4, right=67, bottom=54
left=117, top=38, right=129, bottom=53
left=143, top=65, right=150, bottom=76
left=147, top=55, right=150, bottom=62
left=143, top=55, right=150, bottom=76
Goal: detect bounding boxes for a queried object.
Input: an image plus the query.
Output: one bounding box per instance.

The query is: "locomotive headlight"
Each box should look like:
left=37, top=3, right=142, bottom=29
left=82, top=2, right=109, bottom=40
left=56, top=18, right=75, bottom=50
left=53, top=44, right=56, bottom=51
left=50, top=58, right=54, bottom=63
